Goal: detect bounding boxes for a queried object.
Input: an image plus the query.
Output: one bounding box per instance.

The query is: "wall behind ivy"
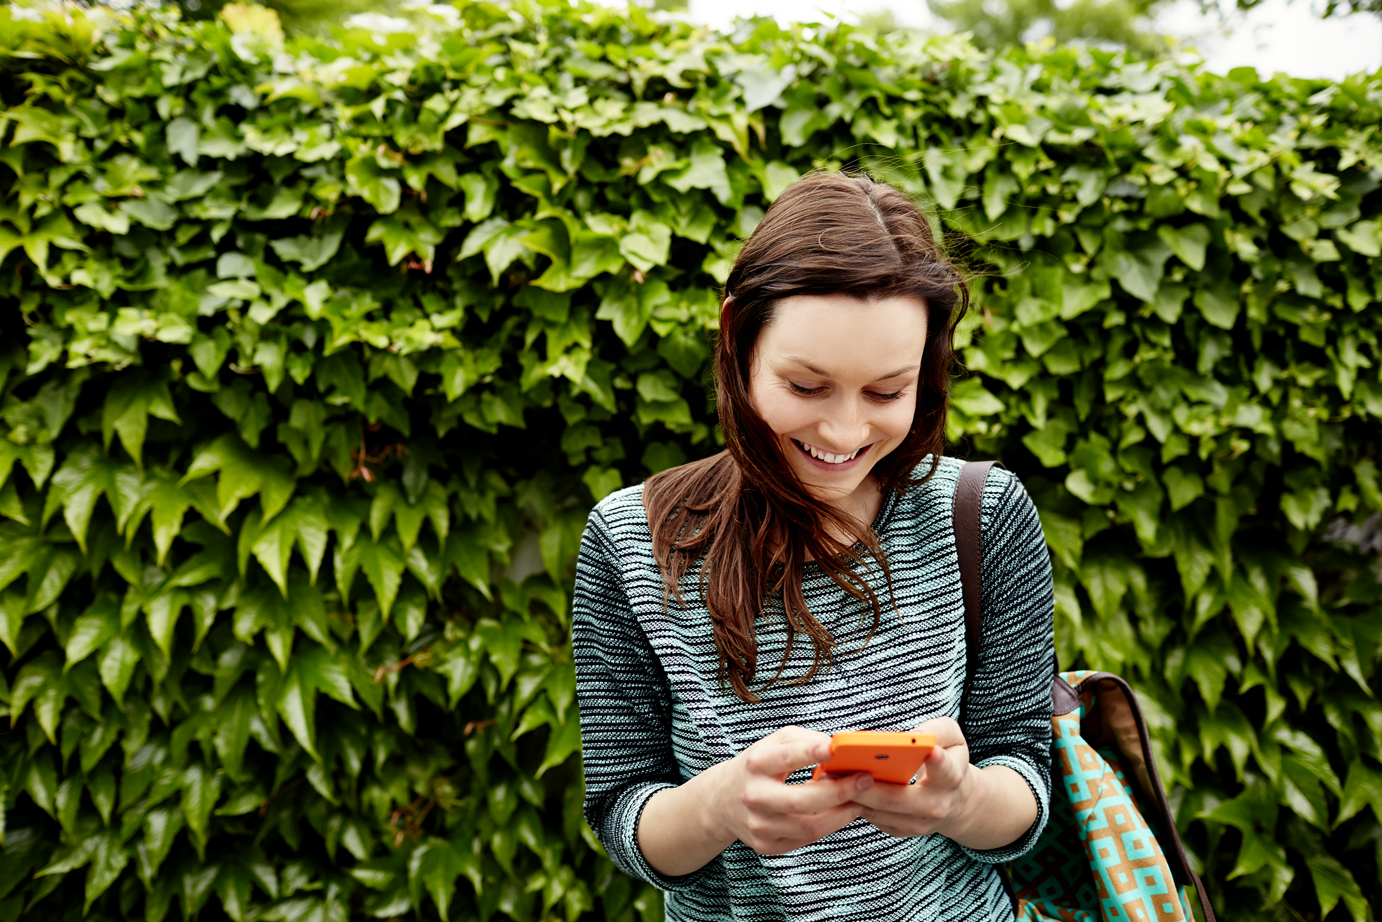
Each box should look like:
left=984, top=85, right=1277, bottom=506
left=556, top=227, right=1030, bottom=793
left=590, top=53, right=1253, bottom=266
left=1, top=2, right=1380, bottom=920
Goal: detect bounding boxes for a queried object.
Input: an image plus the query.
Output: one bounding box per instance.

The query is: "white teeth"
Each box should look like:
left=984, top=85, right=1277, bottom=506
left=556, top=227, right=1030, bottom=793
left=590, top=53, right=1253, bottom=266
left=797, top=441, right=862, bottom=464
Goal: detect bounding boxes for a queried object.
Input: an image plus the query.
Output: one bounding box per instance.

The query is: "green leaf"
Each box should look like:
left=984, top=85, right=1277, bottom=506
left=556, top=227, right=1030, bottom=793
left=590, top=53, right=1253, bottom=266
left=733, top=62, right=795, bottom=112
left=25, top=751, right=58, bottom=819
left=83, top=834, right=129, bottom=912
left=345, top=154, right=401, bottom=214
left=145, top=587, right=189, bottom=659
left=1078, top=552, right=1128, bottom=619
left=582, top=466, right=622, bottom=502
left=1281, top=484, right=1330, bottom=532
left=665, top=139, right=731, bottom=205
left=142, top=806, right=185, bottom=881
left=1022, top=420, right=1070, bottom=468
left=1104, top=237, right=1172, bottom=303
left=65, top=594, right=120, bottom=669
left=436, top=643, right=480, bottom=707
left=472, top=616, right=538, bottom=689
left=35, top=837, right=95, bottom=877
left=276, top=662, right=318, bottom=759
left=24, top=545, right=80, bottom=615
left=129, top=476, right=220, bottom=566
left=41, top=446, right=139, bottom=553
left=214, top=686, right=256, bottom=782
left=1156, top=223, right=1210, bottom=271
left=950, top=378, right=1006, bottom=418
left=98, top=635, right=139, bottom=706
left=357, top=534, right=406, bottom=619
left=269, top=228, right=343, bottom=272
left=1304, top=850, right=1368, bottom=922
left=458, top=172, right=497, bottom=222
left=1194, top=283, right=1240, bottom=330
left=167, top=117, right=200, bottom=166
left=1181, top=631, right=1234, bottom=711
left=1336, top=760, right=1382, bottom=827
left=408, top=838, right=479, bottom=918
left=121, top=197, right=178, bottom=231
left=619, top=225, right=671, bottom=272
left=392, top=583, right=426, bottom=642
left=1336, top=218, right=1382, bottom=257
left=88, top=764, right=116, bottom=825
left=760, top=161, right=799, bottom=201
left=10, top=651, right=63, bottom=740
left=1163, top=467, right=1204, bottom=511
left=182, top=435, right=296, bottom=525
left=182, top=763, right=222, bottom=856
left=536, top=708, right=581, bottom=777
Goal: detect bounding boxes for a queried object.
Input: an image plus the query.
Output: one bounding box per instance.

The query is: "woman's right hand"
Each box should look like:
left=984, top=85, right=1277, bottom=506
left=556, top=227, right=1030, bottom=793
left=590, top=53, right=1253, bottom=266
left=709, top=726, right=874, bottom=855
left=638, top=726, right=873, bottom=875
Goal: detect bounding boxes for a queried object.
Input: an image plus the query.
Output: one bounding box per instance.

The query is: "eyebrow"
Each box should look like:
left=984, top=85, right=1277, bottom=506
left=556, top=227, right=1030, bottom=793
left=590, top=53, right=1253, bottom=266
left=782, top=357, right=919, bottom=383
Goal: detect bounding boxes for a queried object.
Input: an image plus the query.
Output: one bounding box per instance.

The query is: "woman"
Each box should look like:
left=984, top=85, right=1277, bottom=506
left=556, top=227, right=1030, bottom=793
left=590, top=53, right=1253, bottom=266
left=572, top=172, right=1055, bottom=921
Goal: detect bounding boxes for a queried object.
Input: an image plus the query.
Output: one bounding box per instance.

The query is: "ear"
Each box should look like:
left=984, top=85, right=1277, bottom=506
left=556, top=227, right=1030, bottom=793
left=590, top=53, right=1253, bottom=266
left=720, top=294, right=735, bottom=331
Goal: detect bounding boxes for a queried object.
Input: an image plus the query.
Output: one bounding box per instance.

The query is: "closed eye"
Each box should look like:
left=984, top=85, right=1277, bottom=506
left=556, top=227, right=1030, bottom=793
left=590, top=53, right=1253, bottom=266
left=788, top=382, right=826, bottom=396
left=790, top=382, right=907, bottom=401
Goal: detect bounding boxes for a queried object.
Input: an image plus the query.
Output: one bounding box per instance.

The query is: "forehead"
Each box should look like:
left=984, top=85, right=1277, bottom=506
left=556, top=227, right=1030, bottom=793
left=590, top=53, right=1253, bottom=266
left=755, top=293, right=928, bottom=375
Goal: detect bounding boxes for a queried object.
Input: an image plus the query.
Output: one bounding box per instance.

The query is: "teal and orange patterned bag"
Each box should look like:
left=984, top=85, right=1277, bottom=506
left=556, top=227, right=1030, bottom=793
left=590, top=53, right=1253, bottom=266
left=953, top=464, right=1215, bottom=922
left=1009, top=670, right=1213, bottom=922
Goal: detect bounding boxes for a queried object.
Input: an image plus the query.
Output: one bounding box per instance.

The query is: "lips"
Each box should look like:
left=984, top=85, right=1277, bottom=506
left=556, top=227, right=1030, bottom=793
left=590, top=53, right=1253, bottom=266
left=792, top=439, right=869, bottom=468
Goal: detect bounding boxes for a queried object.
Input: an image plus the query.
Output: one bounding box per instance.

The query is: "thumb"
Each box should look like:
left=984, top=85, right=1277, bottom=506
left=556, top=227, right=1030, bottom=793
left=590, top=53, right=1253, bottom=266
left=912, top=716, right=966, bottom=751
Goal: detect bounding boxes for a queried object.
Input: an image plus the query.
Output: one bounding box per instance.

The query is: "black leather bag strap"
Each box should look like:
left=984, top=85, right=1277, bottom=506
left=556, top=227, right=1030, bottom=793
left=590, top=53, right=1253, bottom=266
left=954, top=460, right=999, bottom=726
left=952, top=460, right=1021, bottom=912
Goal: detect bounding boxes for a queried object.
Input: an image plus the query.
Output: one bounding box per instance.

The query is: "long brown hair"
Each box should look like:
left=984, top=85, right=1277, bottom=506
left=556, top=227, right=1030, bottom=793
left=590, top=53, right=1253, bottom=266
left=643, top=172, right=969, bottom=702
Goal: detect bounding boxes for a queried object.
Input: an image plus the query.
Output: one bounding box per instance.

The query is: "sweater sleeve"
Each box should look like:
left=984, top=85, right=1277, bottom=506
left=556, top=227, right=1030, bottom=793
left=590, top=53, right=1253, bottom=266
left=571, top=508, right=709, bottom=891
left=958, top=467, right=1055, bottom=864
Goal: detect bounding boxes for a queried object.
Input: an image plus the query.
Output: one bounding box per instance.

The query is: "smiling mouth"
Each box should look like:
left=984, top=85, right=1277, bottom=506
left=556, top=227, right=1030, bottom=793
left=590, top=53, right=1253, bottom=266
left=792, top=439, right=867, bottom=465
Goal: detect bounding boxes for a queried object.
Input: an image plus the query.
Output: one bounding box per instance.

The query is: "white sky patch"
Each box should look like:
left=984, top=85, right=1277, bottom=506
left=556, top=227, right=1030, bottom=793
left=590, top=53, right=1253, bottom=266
left=685, top=0, right=1382, bottom=80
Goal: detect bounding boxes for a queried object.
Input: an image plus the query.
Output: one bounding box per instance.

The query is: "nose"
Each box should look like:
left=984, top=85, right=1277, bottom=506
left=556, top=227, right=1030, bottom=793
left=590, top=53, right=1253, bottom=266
left=816, top=397, right=869, bottom=451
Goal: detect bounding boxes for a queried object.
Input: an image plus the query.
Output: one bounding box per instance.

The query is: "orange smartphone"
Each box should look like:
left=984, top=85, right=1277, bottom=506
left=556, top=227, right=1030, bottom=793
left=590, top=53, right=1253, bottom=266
left=810, top=731, right=936, bottom=785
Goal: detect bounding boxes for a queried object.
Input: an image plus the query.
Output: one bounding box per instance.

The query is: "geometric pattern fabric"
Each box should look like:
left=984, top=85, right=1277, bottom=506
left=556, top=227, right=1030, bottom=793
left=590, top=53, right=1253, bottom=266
left=1013, top=671, right=1195, bottom=922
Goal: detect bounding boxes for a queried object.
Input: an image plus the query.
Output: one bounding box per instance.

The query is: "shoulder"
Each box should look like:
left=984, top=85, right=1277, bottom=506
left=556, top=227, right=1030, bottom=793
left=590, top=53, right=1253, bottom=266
left=587, top=482, right=650, bottom=541
left=888, top=456, right=1034, bottom=528
left=903, top=455, right=1028, bottom=502
left=889, top=454, right=963, bottom=523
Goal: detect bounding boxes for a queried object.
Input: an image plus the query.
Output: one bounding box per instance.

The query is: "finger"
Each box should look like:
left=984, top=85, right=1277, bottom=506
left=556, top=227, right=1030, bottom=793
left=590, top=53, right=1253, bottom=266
left=858, top=807, right=937, bottom=839
left=848, top=778, right=914, bottom=812
left=745, top=732, right=833, bottom=777
left=745, top=772, right=871, bottom=819
left=917, top=740, right=967, bottom=792
left=911, top=716, right=966, bottom=750
left=804, top=800, right=865, bottom=840
left=786, top=773, right=875, bottom=813
left=746, top=801, right=860, bottom=851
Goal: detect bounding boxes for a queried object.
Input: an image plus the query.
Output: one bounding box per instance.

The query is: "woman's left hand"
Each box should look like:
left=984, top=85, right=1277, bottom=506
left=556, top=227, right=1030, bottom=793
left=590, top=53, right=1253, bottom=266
left=844, top=716, right=1039, bottom=849
left=846, top=716, right=976, bottom=839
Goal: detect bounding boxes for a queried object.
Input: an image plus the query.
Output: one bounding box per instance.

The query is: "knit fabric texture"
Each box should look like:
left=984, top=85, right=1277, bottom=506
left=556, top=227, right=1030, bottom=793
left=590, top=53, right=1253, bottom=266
left=571, top=456, right=1056, bottom=922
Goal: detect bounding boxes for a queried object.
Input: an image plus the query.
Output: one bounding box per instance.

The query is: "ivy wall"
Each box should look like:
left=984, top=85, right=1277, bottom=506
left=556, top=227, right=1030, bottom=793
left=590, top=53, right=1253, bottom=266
left=1, top=1, right=1380, bottom=920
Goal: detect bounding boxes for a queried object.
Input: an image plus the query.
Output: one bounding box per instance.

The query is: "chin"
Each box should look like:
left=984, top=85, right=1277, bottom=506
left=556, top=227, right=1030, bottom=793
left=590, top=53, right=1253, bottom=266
left=794, top=468, right=868, bottom=500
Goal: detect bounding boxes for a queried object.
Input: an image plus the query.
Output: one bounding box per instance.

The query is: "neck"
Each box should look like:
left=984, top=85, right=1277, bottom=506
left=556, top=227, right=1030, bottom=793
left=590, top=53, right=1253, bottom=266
left=769, top=477, right=884, bottom=561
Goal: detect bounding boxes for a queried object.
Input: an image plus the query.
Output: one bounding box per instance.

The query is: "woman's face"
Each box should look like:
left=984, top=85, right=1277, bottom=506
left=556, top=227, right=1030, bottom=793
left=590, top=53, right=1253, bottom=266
left=747, top=293, right=928, bottom=517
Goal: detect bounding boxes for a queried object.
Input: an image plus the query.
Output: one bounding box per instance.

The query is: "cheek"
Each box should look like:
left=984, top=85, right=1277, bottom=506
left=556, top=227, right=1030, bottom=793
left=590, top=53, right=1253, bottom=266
left=879, top=398, right=918, bottom=439
left=752, top=388, right=807, bottom=436
left=766, top=402, right=808, bottom=438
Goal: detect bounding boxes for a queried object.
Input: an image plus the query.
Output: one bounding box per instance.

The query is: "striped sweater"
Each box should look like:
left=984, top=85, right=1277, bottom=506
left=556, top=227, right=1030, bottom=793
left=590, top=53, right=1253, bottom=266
left=571, top=456, right=1055, bottom=922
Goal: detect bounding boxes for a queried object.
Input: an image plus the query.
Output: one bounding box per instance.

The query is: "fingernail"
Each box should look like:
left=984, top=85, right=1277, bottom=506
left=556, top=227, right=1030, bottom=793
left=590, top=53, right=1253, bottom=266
left=856, top=774, right=873, bottom=791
